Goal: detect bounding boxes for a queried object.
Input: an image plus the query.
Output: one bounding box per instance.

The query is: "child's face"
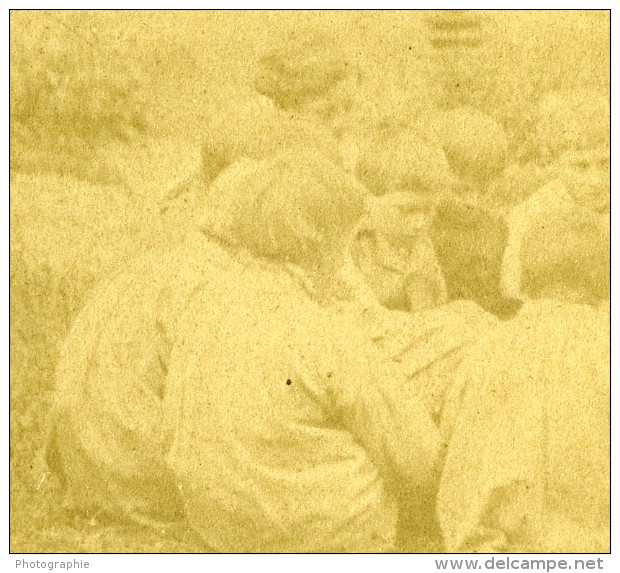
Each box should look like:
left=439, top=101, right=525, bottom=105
left=554, top=146, right=610, bottom=212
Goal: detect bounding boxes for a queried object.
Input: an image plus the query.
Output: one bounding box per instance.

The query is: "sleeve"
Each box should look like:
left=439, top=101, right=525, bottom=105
left=437, top=342, right=546, bottom=553
left=328, top=335, right=441, bottom=495
left=500, top=202, right=529, bottom=300
left=446, top=480, right=610, bottom=553
left=79, top=278, right=170, bottom=452
left=454, top=481, right=538, bottom=552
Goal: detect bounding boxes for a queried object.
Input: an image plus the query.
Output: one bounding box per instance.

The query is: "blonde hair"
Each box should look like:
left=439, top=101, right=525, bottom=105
left=200, top=149, right=365, bottom=266
left=356, top=129, right=456, bottom=196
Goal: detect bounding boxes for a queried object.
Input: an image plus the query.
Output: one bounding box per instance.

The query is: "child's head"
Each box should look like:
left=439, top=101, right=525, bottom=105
left=533, top=89, right=610, bottom=213
left=200, top=148, right=366, bottom=269
left=357, top=129, right=457, bottom=239
left=534, top=88, right=609, bottom=160
left=551, top=147, right=610, bottom=213
left=253, top=29, right=358, bottom=132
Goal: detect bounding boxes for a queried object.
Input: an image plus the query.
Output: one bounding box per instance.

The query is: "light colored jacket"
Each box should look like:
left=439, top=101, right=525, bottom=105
left=48, top=232, right=236, bottom=526
left=164, top=254, right=440, bottom=552
left=438, top=300, right=610, bottom=552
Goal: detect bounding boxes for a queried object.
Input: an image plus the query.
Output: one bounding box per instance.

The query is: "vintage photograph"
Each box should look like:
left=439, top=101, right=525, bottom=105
left=9, top=9, right=610, bottom=553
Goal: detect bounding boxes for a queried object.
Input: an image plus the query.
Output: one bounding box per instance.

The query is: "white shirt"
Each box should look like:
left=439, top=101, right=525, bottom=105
left=164, top=255, right=440, bottom=552
left=501, top=179, right=575, bottom=300
left=49, top=232, right=237, bottom=525
left=438, top=300, right=610, bottom=552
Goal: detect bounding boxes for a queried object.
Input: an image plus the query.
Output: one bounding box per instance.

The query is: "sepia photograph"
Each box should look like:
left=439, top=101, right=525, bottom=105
left=9, top=7, right=611, bottom=557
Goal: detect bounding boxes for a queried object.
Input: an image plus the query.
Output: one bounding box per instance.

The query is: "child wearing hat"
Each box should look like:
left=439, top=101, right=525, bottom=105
left=349, top=129, right=456, bottom=314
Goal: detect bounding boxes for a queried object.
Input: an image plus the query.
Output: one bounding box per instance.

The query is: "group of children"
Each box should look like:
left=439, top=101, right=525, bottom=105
left=45, top=29, right=610, bottom=553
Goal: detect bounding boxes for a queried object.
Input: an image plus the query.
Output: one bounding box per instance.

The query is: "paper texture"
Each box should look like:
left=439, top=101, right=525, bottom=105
left=10, top=10, right=610, bottom=553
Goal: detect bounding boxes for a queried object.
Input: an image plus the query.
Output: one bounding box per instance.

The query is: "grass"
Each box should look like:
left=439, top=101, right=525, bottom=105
left=8, top=13, right=444, bottom=550
left=9, top=163, right=444, bottom=554
left=9, top=16, right=237, bottom=548
left=9, top=151, right=205, bottom=553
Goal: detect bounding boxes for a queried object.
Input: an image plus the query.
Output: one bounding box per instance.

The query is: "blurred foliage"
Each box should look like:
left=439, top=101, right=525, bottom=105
left=10, top=13, right=151, bottom=185
left=11, top=52, right=149, bottom=142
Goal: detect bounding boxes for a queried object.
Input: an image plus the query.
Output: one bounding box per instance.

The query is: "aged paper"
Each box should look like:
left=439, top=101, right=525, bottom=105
left=10, top=10, right=610, bottom=554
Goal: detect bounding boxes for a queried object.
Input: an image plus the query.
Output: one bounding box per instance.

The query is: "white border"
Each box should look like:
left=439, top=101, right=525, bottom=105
left=3, top=3, right=616, bottom=572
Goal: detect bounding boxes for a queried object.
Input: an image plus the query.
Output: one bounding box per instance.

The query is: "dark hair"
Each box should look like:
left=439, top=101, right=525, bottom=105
left=430, top=198, right=521, bottom=319
left=435, top=107, right=509, bottom=186
left=520, top=206, right=610, bottom=301
left=253, top=30, right=357, bottom=111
